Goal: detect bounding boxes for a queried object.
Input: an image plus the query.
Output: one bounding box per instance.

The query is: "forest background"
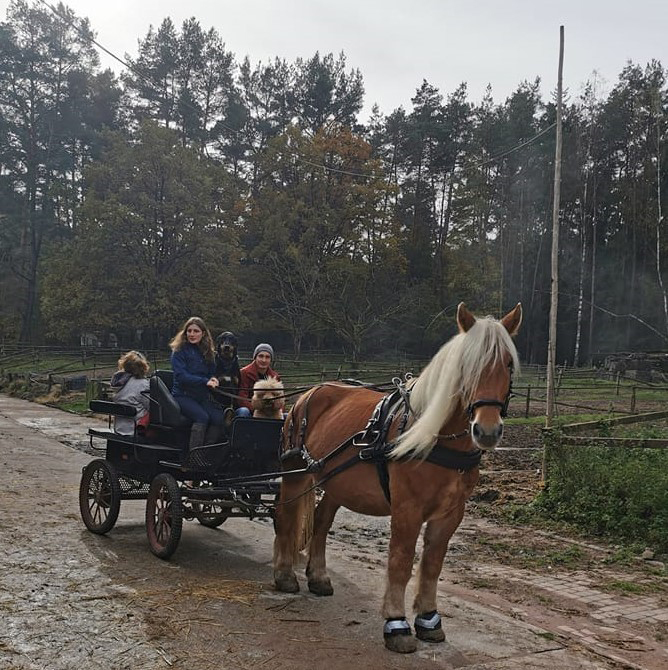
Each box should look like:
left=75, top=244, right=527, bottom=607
left=1, top=0, right=667, bottom=364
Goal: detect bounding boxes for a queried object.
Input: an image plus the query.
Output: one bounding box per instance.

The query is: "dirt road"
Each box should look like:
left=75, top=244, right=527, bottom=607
left=0, top=394, right=665, bottom=669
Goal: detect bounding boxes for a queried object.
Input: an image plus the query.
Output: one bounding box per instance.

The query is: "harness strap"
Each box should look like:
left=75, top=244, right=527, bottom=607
left=422, top=446, right=482, bottom=471
left=286, top=376, right=488, bottom=504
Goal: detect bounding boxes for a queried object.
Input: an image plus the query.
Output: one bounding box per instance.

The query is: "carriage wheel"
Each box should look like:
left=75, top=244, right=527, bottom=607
left=145, top=473, right=183, bottom=559
left=79, top=459, right=121, bottom=534
left=193, top=500, right=229, bottom=528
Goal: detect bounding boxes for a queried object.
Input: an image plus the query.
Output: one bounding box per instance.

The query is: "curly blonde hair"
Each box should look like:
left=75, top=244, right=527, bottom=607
left=169, top=316, right=215, bottom=362
left=118, top=350, right=150, bottom=378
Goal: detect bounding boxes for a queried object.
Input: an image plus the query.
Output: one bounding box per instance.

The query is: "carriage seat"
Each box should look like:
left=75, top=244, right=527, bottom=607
left=149, top=373, right=191, bottom=429
left=155, top=369, right=174, bottom=390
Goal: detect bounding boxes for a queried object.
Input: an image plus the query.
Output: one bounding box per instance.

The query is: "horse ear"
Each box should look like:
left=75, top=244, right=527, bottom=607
left=501, top=303, right=522, bottom=336
left=457, top=302, right=476, bottom=333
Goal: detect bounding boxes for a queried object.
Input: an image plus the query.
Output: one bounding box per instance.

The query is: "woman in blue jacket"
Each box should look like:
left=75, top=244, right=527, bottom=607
left=169, top=316, right=224, bottom=451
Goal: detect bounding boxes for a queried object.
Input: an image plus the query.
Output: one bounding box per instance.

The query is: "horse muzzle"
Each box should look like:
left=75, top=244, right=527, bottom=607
left=470, top=419, right=503, bottom=450
left=467, top=398, right=508, bottom=450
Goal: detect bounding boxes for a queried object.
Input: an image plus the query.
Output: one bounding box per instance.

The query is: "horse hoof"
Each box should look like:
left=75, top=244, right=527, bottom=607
left=384, top=618, right=416, bottom=653
left=274, top=572, right=299, bottom=593
left=384, top=634, right=417, bottom=654
left=308, top=578, right=334, bottom=596
left=416, top=627, right=445, bottom=643
left=415, top=610, right=445, bottom=643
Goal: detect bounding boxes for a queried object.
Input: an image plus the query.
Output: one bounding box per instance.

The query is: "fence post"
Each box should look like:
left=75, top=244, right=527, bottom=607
left=630, top=386, right=636, bottom=413
left=616, top=371, right=621, bottom=396
left=556, top=365, right=564, bottom=396
left=525, top=384, right=531, bottom=418
left=85, top=379, right=102, bottom=404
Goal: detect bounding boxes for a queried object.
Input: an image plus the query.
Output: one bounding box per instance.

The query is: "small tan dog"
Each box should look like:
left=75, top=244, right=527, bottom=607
left=251, top=377, right=286, bottom=419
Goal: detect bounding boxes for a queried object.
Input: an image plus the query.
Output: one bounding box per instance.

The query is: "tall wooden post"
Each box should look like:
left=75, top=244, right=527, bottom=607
left=544, top=26, right=565, bottom=480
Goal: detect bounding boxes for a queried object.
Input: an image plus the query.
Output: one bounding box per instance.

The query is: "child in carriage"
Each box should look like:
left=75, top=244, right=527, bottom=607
left=110, top=350, right=150, bottom=435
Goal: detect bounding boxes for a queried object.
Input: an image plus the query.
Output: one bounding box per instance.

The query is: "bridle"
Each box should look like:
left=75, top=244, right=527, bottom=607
left=465, top=361, right=514, bottom=421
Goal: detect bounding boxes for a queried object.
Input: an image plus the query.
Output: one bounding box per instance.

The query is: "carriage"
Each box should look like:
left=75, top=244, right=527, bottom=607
left=79, top=369, right=284, bottom=558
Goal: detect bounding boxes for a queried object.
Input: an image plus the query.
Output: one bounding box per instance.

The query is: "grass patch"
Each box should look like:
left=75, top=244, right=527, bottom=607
left=534, top=631, right=557, bottom=641
left=601, top=580, right=650, bottom=595
left=54, top=398, right=89, bottom=413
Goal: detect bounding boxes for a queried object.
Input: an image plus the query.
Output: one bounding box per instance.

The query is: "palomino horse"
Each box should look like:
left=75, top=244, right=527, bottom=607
left=273, top=302, right=522, bottom=653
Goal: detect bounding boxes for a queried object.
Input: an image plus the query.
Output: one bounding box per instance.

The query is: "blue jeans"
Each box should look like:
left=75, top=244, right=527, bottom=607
left=175, top=395, right=224, bottom=426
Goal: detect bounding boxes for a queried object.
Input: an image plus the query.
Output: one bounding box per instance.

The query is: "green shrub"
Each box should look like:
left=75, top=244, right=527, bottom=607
left=536, top=435, right=668, bottom=553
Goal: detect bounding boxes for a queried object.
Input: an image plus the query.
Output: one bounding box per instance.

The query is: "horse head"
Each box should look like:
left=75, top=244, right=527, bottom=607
left=393, top=302, right=522, bottom=458
left=457, top=302, right=522, bottom=450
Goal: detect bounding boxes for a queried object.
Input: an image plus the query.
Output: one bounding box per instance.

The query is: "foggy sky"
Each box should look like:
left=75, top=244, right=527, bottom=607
left=3, top=0, right=667, bottom=116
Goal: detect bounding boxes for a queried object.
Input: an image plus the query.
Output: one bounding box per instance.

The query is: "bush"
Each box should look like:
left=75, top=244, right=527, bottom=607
left=536, top=435, right=668, bottom=553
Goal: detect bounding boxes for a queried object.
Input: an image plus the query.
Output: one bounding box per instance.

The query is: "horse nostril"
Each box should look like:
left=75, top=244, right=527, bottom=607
left=472, top=423, right=482, bottom=439
left=498, top=423, right=504, bottom=437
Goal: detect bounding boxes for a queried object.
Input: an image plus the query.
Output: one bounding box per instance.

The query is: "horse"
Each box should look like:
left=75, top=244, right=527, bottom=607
left=273, top=302, right=522, bottom=654
left=251, top=377, right=286, bottom=420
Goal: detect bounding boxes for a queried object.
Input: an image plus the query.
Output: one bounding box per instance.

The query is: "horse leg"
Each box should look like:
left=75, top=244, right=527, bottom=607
left=381, top=512, right=423, bottom=654
left=273, top=474, right=312, bottom=593
left=412, top=508, right=465, bottom=643
left=306, top=492, right=339, bottom=596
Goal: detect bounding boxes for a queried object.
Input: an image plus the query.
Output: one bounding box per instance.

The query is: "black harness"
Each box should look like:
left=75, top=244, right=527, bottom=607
left=281, top=370, right=513, bottom=503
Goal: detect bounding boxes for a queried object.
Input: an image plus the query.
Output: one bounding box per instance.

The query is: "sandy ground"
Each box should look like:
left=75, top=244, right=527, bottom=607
left=0, top=394, right=666, bottom=670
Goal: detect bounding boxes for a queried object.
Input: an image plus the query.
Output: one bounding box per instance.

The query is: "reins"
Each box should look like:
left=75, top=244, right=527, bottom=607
left=211, top=379, right=398, bottom=405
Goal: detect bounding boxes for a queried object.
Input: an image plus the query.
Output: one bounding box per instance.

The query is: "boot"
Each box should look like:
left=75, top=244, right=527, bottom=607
left=204, top=424, right=223, bottom=445
left=188, top=423, right=207, bottom=451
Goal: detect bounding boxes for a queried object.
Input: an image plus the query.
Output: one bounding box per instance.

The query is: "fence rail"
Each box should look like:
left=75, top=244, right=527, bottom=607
left=3, top=348, right=668, bottom=422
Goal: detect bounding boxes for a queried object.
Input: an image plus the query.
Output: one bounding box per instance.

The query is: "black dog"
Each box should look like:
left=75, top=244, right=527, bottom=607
left=214, top=331, right=241, bottom=409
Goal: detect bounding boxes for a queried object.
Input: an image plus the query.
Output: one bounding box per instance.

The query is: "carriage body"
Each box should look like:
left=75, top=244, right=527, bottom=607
left=79, top=370, right=284, bottom=558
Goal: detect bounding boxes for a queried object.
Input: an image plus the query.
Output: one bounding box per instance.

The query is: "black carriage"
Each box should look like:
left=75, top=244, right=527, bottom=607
left=79, top=370, right=284, bottom=558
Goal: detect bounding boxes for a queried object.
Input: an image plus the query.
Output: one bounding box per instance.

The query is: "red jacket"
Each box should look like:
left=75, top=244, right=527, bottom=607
left=237, top=361, right=281, bottom=411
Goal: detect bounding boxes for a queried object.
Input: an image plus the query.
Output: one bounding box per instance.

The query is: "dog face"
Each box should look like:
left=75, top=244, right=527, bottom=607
left=215, top=331, right=238, bottom=360
left=251, top=377, right=285, bottom=419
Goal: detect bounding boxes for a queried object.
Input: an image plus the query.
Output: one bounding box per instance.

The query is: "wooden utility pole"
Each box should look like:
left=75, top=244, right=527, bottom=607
left=545, top=27, right=565, bottom=434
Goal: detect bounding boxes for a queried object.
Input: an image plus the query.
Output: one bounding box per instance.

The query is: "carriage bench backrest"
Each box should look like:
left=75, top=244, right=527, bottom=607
left=155, top=369, right=174, bottom=390
left=89, top=400, right=137, bottom=417
left=149, top=374, right=192, bottom=429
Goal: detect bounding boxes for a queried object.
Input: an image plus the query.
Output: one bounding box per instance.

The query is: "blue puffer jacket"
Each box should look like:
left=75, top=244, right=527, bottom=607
left=171, top=344, right=216, bottom=401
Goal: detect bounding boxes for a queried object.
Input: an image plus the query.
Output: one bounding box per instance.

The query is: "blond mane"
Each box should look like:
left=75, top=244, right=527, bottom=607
left=391, top=317, right=519, bottom=459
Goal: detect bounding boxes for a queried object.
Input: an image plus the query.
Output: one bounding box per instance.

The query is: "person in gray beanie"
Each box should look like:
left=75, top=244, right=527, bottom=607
left=236, top=342, right=281, bottom=416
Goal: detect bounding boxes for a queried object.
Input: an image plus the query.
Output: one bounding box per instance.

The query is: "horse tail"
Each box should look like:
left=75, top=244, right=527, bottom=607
left=297, top=488, right=315, bottom=555
left=279, top=392, right=316, bottom=561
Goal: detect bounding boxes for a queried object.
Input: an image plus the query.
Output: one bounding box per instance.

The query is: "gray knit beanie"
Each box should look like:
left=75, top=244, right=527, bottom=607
left=253, top=343, right=274, bottom=361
